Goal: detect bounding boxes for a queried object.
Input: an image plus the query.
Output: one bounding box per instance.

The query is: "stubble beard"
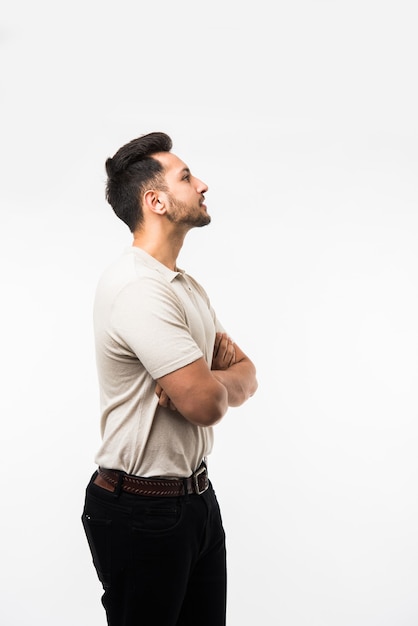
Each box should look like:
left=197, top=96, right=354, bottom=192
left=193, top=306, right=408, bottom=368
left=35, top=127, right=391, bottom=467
left=166, top=195, right=211, bottom=228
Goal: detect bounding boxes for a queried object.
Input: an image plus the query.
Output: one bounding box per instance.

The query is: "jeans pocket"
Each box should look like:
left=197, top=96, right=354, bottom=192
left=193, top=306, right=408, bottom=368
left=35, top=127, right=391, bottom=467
left=132, top=500, right=183, bottom=534
left=82, top=514, right=112, bottom=589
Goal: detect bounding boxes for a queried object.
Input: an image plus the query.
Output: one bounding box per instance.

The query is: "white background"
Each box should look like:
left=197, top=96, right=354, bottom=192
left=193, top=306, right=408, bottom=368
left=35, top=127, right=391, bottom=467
left=1, top=1, right=418, bottom=624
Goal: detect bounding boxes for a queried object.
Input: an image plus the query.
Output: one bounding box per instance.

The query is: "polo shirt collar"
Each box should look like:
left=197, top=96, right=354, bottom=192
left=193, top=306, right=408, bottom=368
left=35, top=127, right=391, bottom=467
left=129, top=246, right=183, bottom=283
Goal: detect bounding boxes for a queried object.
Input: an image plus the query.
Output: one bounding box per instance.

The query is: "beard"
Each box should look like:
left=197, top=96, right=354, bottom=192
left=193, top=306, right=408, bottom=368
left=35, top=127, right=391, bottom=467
left=166, top=194, right=211, bottom=227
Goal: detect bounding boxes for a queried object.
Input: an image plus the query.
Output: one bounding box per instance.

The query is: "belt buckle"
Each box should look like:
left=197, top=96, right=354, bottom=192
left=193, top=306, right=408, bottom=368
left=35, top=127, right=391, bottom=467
left=193, top=465, right=208, bottom=495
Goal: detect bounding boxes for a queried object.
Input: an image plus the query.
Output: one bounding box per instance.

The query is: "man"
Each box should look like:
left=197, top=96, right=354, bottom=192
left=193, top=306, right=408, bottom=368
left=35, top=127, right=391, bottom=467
left=82, top=131, right=258, bottom=626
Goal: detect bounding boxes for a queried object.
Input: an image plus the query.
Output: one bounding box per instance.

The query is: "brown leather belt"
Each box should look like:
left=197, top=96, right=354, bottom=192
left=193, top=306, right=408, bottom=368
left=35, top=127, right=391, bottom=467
left=94, top=463, right=209, bottom=497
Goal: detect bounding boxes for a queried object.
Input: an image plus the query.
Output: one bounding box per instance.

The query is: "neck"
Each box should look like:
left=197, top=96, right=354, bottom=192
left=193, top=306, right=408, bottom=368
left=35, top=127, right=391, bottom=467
left=132, top=230, right=186, bottom=271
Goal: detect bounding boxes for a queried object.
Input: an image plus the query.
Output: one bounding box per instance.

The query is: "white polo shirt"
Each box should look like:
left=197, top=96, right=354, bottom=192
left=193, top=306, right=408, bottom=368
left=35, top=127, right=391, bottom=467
left=93, top=246, right=225, bottom=477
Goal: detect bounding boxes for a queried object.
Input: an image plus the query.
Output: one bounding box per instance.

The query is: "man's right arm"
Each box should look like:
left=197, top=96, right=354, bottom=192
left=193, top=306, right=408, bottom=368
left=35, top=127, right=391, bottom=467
left=211, top=333, right=258, bottom=408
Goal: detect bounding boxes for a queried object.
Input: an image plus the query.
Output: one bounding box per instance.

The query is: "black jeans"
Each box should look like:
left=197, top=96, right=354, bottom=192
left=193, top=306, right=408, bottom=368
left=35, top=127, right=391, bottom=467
left=81, top=472, right=227, bottom=626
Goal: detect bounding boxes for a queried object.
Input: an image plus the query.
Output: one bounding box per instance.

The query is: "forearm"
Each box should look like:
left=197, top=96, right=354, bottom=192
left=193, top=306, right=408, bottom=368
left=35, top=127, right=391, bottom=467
left=212, top=357, right=258, bottom=407
left=156, top=358, right=229, bottom=426
left=156, top=335, right=257, bottom=420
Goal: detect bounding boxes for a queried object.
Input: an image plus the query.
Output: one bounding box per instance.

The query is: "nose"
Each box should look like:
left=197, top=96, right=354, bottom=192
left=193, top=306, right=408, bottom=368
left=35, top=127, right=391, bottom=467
left=195, top=177, right=208, bottom=193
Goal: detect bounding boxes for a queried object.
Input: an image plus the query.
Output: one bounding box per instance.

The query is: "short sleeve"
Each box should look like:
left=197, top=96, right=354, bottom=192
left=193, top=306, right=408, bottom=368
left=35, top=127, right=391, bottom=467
left=109, top=275, right=203, bottom=379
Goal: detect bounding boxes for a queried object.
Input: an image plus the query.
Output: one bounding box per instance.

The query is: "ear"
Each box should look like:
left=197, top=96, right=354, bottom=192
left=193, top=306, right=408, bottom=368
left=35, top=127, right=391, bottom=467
left=143, top=190, right=167, bottom=215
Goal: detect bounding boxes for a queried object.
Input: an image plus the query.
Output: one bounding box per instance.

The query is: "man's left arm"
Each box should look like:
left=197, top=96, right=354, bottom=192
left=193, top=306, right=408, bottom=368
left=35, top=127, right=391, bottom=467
left=211, top=332, right=258, bottom=407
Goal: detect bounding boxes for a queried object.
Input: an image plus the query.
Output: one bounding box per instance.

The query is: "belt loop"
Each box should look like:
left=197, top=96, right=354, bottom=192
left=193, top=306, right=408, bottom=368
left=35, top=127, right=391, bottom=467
left=113, top=471, right=125, bottom=498
left=182, top=477, right=190, bottom=502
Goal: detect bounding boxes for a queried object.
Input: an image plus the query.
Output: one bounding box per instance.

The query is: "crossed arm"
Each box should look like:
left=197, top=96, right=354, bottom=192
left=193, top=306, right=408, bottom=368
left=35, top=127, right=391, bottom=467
left=155, top=332, right=258, bottom=427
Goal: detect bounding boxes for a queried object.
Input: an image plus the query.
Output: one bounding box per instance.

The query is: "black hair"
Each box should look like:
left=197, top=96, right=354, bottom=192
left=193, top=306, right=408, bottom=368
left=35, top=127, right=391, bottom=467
left=105, top=132, right=173, bottom=231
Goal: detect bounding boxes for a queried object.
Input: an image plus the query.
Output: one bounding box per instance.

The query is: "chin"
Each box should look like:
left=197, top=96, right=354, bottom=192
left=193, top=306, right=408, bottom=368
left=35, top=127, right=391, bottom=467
left=199, top=215, right=211, bottom=227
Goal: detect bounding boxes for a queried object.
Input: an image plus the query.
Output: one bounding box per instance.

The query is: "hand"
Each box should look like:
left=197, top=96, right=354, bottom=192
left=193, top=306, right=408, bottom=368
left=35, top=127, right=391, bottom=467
left=211, top=332, right=236, bottom=371
left=155, top=383, right=178, bottom=411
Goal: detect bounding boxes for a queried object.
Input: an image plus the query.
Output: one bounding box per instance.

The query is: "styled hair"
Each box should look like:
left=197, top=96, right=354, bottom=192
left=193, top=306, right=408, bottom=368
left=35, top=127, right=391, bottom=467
left=105, top=132, right=173, bottom=231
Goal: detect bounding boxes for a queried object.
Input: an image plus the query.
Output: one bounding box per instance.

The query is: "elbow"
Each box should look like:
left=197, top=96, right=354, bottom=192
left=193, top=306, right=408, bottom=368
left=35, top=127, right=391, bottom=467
left=187, top=402, right=227, bottom=428
left=182, top=385, right=228, bottom=427
left=188, top=411, right=224, bottom=427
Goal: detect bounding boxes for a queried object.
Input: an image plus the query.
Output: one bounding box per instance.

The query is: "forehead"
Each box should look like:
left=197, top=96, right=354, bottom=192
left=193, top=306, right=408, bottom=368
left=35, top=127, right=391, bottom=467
left=153, top=151, right=188, bottom=179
